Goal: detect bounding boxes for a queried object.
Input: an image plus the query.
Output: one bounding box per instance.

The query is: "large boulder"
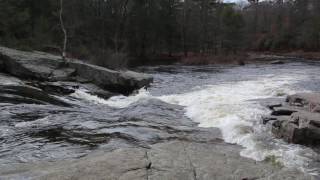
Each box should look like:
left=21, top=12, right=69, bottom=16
left=69, top=60, right=153, bottom=94
left=0, top=46, right=153, bottom=95
left=272, top=119, right=304, bottom=144
left=290, top=112, right=320, bottom=144
left=265, top=93, right=320, bottom=146
left=272, top=111, right=320, bottom=145
left=0, top=47, right=66, bottom=80
left=286, top=93, right=320, bottom=108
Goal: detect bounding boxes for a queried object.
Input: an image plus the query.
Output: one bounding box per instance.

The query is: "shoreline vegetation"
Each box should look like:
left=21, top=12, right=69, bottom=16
left=263, top=51, right=320, bottom=61
left=0, top=0, right=319, bottom=69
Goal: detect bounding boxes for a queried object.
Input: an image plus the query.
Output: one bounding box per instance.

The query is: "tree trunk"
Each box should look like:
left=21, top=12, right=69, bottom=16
left=114, top=0, right=129, bottom=53
left=59, top=0, right=67, bottom=60
left=182, top=0, right=189, bottom=57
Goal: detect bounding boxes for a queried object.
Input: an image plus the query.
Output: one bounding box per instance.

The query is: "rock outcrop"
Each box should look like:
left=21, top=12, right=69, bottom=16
left=0, top=99, right=314, bottom=180
left=0, top=46, right=153, bottom=95
left=263, top=93, right=320, bottom=145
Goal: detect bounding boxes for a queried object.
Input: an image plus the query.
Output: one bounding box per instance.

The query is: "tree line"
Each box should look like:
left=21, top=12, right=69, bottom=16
left=0, top=0, right=319, bottom=68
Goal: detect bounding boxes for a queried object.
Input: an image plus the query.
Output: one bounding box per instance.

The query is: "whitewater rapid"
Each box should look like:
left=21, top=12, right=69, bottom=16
left=72, top=63, right=320, bottom=176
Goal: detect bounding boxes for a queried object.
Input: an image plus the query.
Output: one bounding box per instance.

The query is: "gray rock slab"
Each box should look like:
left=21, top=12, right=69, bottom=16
left=0, top=141, right=315, bottom=180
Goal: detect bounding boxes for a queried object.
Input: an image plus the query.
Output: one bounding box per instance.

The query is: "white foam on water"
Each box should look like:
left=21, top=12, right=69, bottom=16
left=70, top=73, right=319, bottom=175
left=71, top=88, right=151, bottom=107
left=158, top=75, right=318, bottom=174
left=102, top=88, right=151, bottom=108
left=71, top=89, right=110, bottom=104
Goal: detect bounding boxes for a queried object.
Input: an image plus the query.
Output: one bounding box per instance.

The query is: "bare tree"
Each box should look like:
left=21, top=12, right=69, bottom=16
left=181, top=0, right=190, bottom=57
left=59, top=0, right=67, bottom=60
left=113, top=0, right=129, bottom=53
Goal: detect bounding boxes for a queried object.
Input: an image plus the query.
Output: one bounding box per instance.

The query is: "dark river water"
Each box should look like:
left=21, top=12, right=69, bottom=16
left=1, top=61, right=320, bottom=176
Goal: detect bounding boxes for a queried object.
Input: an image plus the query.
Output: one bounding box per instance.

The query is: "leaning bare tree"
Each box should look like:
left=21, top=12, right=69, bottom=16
left=59, top=0, right=67, bottom=60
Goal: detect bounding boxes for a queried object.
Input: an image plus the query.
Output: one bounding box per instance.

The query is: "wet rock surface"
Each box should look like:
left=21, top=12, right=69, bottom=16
left=0, top=84, right=70, bottom=106
left=0, top=91, right=315, bottom=179
left=0, top=82, right=314, bottom=179
left=0, top=101, right=313, bottom=179
left=264, top=93, right=320, bottom=146
left=0, top=98, right=220, bottom=162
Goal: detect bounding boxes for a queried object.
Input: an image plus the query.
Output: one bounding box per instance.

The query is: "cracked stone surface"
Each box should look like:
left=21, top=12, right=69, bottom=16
left=0, top=141, right=314, bottom=180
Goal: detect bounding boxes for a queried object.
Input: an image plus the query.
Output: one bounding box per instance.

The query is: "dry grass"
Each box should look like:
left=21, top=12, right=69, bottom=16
left=180, top=53, right=248, bottom=65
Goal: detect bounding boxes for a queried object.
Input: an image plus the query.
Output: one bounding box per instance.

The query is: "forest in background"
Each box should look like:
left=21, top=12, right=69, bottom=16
left=0, top=0, right=319, bottom=68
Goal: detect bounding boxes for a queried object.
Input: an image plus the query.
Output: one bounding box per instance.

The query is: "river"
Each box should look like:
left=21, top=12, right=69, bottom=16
left=1, top=61, right=320, bottom=177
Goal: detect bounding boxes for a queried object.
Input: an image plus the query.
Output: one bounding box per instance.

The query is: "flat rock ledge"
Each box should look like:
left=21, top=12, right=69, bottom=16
left=263, top=93, right=320, bottom=145
left=0, top=141, right=313, bottom=180
left=0, top=46, right=153, bottom=96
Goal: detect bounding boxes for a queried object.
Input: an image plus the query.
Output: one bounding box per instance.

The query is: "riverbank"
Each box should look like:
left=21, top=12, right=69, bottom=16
left=262, top=51, right=320, bottom=61
left=137, top=52, right=300, bottom=67
left=142, top=51, right=320, bottom=66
